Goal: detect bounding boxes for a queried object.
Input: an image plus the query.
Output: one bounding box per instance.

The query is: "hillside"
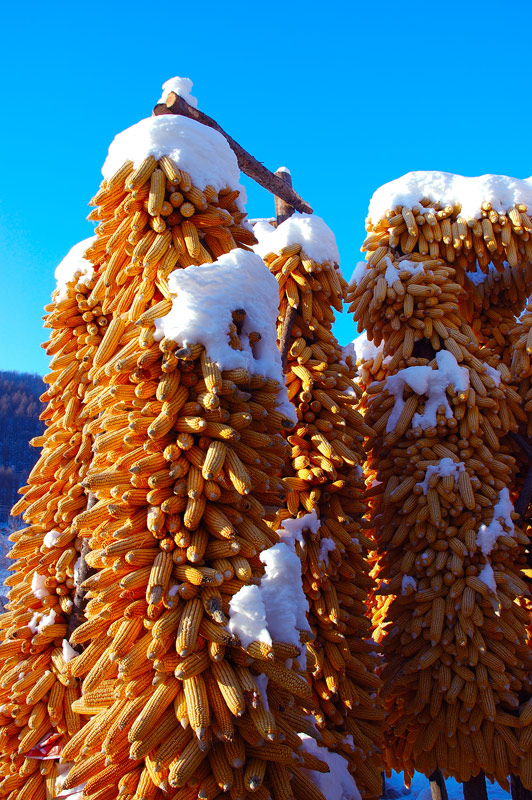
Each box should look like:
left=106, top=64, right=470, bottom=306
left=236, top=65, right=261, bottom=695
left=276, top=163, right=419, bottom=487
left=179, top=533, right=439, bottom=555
left=0, top=370, right=45, bottom=524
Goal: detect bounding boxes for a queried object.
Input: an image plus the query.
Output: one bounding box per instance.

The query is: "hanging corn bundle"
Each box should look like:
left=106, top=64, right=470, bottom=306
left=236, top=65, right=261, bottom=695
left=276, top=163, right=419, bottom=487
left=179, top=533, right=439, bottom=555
left=253, top=216, right=383, bottom=800
left=7, top=78, right=355, bottom=800
left=348, top=171, right=532, bottom=791
left=0, top=236, right=116, bottom=800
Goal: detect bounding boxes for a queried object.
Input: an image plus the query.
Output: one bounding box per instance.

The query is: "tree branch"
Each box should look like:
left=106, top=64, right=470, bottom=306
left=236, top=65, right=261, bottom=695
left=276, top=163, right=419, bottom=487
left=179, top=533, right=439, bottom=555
left=153, top=93, right=313, bottom=216
left=66, top=493, right=96, bottom=647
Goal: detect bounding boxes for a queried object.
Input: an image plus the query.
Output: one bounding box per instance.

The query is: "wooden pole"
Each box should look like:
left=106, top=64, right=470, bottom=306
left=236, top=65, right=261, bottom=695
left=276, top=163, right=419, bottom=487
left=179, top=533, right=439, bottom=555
left=511, top=773, right=532, bottom=800
left=429, top=770, right=449, bottom=800
left=153, top=92, right=313, bottom=216
left=462, top=772, right=488, bottom=800
left=274, top=168, right=297, bottom=372
left=66, top=492, right=96, bottom=646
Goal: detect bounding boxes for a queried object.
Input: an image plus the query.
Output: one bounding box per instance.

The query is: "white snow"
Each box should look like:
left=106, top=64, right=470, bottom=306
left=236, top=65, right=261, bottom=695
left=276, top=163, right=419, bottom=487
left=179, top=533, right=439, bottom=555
left=417, top=458, right=465, bottom=494
left=476, top=488, right=515, bottom=555
left=485, top=364, right=501, bottom=386
left=255, top=673, right=270, bottom=712
left=385, top=350, right=470, bottom=432
left=260, top=542, right=311, bottom=668
left=253, top=214, right=340, bottom=265
left=350, top=261, right=368, bottom=286
left=401, top=575, right=417, bottom=594
left=299, top=734, right=362, bottom=800
left=276, top=510, right=321, bottom=548
left=54, top=237, right=96, bottom=302
left=31, top=572, right=49, bottom=600
left=227, top=536, right=311, bottom=669
left=154, top=248, right=296, bottom=423
left=227, top=584, right=272, bottom=650
left=43, top=529, right=62, bottom=549
left=102, top=114, right=246, bottom=210
left=478, top=562, right=498, bottom=595
left=384, top=256, right=424, bottom=287
left=368, top=170, right=532, bottom=223
left=158, top=76, right=198, bottom=108
left=319, top=537, right=336, bottom=565
left=352, top=331, right=390, bottom=365
left=62, top=640, right=78, bottom=663
left=28, top=610, right=56, bottom=634
left=73, top=557, right=82, bottom=587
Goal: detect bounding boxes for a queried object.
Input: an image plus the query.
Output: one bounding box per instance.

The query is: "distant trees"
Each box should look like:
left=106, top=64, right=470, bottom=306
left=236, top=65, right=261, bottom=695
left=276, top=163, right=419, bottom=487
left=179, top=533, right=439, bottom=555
left=0, top=371, right=45, bottom=525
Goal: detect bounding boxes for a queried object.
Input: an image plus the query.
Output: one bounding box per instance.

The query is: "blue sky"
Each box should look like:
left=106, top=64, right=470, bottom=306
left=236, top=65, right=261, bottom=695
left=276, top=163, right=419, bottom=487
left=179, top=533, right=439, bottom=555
left=2, top=0, right=532, bottom=375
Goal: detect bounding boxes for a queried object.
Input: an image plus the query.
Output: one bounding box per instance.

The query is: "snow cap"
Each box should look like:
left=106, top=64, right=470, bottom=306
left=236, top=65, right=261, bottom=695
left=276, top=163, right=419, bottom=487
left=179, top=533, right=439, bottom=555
left=253, top=213, right=340, bottom=265
left=54, top=237, right=96, bottom=301
left=158, top=76, right=198, bottom=108
left=102, top=114, right=246, bottom=210
left=369, top=170, right=532, bottom=224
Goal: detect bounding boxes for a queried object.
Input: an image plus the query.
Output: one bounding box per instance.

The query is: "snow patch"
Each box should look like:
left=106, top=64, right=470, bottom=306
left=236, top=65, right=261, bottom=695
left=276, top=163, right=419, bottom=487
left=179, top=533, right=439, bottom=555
left=276, top=510, right=320, bottom=548
left=28, top=609, right=56, bottom=634
left=417, top=458, right=465, bottom=494
left=253, top=213, right=340, bottom=265
left=353, top=331, right=390, bottom=365
left=384, top=256, right=424, bottom=287
left=31, top=572, right=49, bottom=600
left=62, top=639, right=78, bottom=662
left=54, top=238, right=96, bottom=302
left=43, top=529, right=62, bottom=549
left=260, top=541, right=311, bottom=668
left=299, top=734, right=362, bottom=800
left=350, top=261, right=368, bottom=286
left=476, top=488, right=515, bottom=555
left=227, top=584, right=271, bottom=650
left=158, top=76, right=198, bottom=108
left=385, top=350, right=469, bottom=432
left=319, top=538, right=336, bottom=565
left=401, top=575, right=417, bottom=594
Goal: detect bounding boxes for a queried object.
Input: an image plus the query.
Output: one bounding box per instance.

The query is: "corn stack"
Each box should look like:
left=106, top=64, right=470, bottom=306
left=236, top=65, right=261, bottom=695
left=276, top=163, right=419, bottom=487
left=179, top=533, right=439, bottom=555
left=253, top=217, right=383, bottom=800
left=38, top=105, right=338, bottom=800
left=348, top=204, right=532, bottom=789
left=0, top=240, right=110, bottom=800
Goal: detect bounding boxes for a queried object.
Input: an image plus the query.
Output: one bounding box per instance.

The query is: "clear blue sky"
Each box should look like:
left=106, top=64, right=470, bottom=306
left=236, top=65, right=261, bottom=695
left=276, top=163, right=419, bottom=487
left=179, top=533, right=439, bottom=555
left=2, top=0, right=532, bottom=376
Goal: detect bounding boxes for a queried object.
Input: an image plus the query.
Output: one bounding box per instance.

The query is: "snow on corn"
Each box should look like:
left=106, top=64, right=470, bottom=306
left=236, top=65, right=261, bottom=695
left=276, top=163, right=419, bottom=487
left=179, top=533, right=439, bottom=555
left=350, top=172, right=532, bottom=791
left=253, top=215, right=383, bottom=800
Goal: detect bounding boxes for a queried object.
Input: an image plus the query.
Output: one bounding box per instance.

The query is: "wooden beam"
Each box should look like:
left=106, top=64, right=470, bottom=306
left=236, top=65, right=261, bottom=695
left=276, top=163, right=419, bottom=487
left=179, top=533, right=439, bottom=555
left=66, top=493, right=96, bottom=647
left=275, top=168, right=297, bottom=372
left=429, top=770, right=449, bottom=800
left=511, top=774, right=532, bottom=800
left=462, top=773, right=488, bottom=800
left=153, top=93, right=313, bottom=216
